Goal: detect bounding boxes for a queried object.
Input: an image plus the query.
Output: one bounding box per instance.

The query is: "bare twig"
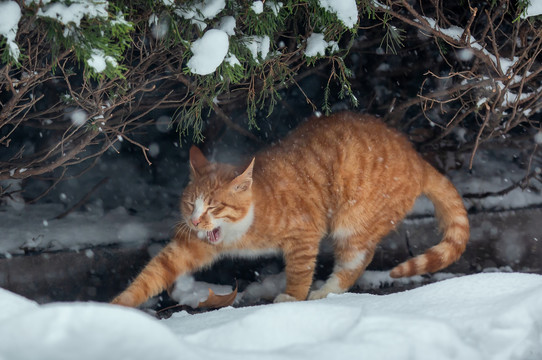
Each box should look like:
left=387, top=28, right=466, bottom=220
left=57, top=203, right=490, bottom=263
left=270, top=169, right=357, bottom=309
left=469, top=104, right=491, bottom=169
left=463, top=171, right=540, bottom=199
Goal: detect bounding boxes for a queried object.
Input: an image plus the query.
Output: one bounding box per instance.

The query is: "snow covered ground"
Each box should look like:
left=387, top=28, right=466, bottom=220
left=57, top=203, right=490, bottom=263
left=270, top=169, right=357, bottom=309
left=1, top=272, right=541, bottom=360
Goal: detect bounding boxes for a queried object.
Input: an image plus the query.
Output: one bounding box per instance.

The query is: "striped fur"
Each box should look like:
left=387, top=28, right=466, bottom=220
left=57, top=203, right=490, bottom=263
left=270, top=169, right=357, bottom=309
left=112, top=111, right=469, bottom=307
left=389, top=164, right=469, bottom=278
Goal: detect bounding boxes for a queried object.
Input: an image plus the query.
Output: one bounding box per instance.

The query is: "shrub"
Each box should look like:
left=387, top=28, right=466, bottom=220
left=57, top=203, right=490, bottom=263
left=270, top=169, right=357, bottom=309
left=1, top=0, right=540, bottom=195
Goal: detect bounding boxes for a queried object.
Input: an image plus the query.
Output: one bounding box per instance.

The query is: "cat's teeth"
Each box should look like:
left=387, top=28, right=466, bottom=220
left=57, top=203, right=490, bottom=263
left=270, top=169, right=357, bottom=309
left=206, top=228, right=221, bottom=243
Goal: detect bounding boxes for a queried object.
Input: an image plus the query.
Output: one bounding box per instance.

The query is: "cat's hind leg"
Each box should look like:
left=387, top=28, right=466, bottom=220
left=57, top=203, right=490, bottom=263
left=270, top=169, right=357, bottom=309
left=308, top=232, right=375, bottom=300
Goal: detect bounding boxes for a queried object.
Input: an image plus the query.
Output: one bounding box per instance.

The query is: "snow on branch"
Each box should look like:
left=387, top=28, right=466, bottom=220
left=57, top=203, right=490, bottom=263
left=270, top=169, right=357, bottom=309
left=0, top=0, right=360, bottom=184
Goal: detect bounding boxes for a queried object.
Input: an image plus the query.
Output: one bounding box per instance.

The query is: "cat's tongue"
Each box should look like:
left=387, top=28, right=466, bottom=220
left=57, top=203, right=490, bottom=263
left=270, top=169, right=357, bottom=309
left=207, top=227, right=221, bottom=243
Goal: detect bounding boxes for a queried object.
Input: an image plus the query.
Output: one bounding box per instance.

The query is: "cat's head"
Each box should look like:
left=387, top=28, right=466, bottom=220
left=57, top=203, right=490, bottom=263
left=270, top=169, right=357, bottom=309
left=180, top=146, right=255, bottom=245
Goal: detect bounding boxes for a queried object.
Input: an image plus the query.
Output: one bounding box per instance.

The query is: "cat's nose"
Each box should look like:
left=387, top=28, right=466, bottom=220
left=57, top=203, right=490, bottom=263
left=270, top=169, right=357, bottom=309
left=191, top=217, right=201, bottom=226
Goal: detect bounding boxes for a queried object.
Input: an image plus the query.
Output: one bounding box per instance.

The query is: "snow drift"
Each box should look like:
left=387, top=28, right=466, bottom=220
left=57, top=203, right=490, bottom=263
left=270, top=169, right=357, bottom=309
left=1, top=272, right=541, bottom=360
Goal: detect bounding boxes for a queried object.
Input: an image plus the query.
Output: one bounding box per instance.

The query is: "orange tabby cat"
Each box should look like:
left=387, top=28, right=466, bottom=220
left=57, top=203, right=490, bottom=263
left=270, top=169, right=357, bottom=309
left=112, top=111, right=469, bottom=307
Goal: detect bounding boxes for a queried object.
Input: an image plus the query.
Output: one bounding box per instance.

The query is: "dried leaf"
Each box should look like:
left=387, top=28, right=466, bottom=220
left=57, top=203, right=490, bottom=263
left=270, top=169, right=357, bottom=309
left=197, top=285, right=238, bottom=309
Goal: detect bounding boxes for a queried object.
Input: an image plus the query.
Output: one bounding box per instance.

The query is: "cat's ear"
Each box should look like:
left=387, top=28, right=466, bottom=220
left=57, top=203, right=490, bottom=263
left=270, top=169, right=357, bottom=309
left=230, top=158, right=255, bottom=193
left=189, top=146, right=209, bottom=177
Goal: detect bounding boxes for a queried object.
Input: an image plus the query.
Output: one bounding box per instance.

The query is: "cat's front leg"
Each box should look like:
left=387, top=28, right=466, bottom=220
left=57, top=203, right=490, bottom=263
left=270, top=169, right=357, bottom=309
left=112, top=238, right=217, bottom=307
left=274, top=241, right=319, bottom=303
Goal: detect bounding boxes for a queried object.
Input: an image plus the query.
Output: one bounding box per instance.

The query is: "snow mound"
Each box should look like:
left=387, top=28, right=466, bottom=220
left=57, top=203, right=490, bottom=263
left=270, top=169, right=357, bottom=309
left=0, top=301, right=187, bottom=360
left=1, top=273, right=541, bottom=360
left=0, top=288, right=38, bottom=321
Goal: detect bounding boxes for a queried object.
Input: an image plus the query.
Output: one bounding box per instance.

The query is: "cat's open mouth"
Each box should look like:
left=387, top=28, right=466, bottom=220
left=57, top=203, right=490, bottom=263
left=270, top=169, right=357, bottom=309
left=206, top=227, right=221, bottom=244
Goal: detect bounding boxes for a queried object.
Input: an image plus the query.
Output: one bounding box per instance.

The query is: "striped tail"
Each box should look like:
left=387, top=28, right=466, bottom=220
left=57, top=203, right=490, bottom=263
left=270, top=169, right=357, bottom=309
left=389, top=162, right=470, bottom=278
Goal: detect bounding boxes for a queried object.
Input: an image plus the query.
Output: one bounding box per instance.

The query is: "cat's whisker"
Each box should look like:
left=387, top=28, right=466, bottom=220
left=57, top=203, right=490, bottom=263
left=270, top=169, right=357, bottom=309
left=173, top=221, right=192, bottom=240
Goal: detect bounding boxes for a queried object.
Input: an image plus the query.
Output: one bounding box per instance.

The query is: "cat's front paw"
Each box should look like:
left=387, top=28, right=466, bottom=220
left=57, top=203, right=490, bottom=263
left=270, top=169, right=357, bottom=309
left=111, top=292, right=136, bottom=307
left=273, top=293, right=298, bottom=303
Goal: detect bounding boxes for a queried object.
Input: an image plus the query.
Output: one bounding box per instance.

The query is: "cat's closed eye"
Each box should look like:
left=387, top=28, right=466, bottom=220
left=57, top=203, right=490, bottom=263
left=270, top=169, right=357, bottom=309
left=184, top=200, right=195, bottom=209
left=207, top=201, right=219, bottom=209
